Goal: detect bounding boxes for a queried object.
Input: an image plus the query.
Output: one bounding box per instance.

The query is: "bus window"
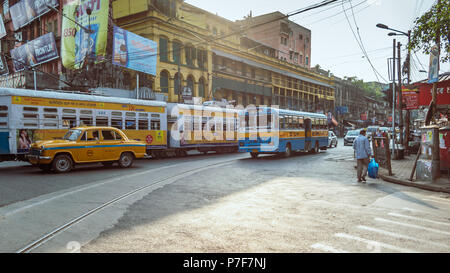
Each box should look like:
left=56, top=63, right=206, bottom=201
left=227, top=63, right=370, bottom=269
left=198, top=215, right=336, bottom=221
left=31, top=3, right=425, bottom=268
left=126, top=112, right=136, bottom=117
left=298, top=117, right=304, bottom=129
left=96, top=117, right=109, bottom=127
left=112, top=111, right=122, bottom=117
left=0, top=106, right=7, bottom=111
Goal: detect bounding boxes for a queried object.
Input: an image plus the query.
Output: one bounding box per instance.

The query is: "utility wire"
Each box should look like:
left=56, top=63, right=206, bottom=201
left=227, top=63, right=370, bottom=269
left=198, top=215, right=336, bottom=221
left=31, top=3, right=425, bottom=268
left=341, top=0, right=388, bottom=83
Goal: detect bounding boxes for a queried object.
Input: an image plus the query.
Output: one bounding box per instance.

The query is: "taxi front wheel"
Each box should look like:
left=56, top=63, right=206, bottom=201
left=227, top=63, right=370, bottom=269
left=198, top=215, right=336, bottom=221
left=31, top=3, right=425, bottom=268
left=52, top=154, right=73, bottom=173
left=118, top=152, right=134, bottom=168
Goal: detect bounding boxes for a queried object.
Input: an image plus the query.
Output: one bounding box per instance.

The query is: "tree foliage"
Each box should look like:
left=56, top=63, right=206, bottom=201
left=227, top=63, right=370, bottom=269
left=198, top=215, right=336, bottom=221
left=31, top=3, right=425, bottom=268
left=410, top=0, right=450, bottom=63
left=344, top=76, right=386, bottom=99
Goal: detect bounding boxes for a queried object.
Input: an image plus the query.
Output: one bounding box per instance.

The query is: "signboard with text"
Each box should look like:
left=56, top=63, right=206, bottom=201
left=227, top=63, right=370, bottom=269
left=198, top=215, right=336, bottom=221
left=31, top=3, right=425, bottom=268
left=401, top=87, right=419, bottom=110
left=10, top=33, right=59, bottom=72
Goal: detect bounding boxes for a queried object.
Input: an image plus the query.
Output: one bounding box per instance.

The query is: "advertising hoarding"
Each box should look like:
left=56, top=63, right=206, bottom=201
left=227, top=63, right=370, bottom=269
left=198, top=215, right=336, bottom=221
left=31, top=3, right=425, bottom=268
left=10, top=0, right=59, bottom=31
left=10, top=33, right=59, bottom=72
left=62, top=0, right=110, bottom=69
left=112, top=26, right=157, bottom=76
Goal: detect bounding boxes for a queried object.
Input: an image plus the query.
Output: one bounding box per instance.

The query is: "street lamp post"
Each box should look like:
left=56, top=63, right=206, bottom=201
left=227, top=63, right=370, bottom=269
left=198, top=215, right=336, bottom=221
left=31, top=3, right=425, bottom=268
left=377, top=23, right=412, bottom=156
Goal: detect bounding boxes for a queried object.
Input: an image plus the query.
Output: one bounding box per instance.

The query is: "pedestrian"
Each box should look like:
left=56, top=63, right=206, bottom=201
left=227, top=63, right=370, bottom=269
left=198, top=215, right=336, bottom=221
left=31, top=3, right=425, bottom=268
left=353, top=129, right=372, bottom=183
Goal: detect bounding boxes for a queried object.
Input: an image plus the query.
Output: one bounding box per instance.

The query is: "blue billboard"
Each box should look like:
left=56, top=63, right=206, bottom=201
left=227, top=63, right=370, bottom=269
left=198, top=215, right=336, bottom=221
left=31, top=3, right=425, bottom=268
left=112, top=26, right=157, bottom=76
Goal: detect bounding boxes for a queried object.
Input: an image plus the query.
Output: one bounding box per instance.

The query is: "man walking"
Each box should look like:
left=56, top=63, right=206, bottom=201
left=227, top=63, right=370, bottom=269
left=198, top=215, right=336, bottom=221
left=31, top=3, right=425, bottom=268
left=353, top=129, right=372, bottom=183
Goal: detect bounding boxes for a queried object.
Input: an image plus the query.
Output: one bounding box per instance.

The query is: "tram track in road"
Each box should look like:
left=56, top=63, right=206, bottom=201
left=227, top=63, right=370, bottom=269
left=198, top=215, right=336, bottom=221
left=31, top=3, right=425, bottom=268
left=11, top=154, right=246, bottom=253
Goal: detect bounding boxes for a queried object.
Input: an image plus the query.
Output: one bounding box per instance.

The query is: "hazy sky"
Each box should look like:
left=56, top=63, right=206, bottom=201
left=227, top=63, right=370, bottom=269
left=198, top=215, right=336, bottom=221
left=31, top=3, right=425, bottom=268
left=186, top=0, right=448, bottom=84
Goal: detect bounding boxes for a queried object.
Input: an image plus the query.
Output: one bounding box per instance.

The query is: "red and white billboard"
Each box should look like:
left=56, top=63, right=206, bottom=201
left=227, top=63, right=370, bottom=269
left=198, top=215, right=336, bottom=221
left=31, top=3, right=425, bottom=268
left=415, top=80, right=450, bottom=106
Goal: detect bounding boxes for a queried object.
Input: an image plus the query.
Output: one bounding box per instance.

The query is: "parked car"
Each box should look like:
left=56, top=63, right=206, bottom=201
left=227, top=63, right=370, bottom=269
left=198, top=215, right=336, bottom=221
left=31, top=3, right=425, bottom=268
left=344, top=130, right=360, bottom=146
left=328, top=131, right=338, bottom=148
left=27, top=127, right=147, bottom=173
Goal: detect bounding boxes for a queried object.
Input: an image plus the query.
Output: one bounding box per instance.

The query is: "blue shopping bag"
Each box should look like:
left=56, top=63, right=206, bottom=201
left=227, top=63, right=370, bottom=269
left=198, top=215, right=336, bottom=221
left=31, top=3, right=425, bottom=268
left=368, top=158, right=379, bottom=179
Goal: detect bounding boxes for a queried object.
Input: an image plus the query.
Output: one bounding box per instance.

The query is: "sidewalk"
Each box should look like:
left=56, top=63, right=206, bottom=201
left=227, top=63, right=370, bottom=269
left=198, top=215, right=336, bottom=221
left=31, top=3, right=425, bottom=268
left=378, top=154, right=450, bottom=193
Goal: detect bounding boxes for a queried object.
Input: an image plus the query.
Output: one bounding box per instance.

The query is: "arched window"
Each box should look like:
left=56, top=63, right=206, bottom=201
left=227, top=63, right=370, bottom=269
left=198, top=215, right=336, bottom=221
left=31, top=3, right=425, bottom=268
left=187, top=75, right=195, bottom=96
left=160, top=70, right=169, bottom=93
left=198, top=78, right=205, bottom=98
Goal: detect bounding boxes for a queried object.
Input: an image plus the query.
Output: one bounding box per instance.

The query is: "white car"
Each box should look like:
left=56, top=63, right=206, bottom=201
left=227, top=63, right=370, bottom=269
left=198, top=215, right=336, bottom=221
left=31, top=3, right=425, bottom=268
left=328, top=131, right=338, bottom=148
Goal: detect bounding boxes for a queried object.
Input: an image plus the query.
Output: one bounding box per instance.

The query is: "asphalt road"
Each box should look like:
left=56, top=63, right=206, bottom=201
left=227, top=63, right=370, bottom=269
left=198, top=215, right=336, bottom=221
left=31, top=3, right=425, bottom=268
left=0, top=140, right=449, bottom=253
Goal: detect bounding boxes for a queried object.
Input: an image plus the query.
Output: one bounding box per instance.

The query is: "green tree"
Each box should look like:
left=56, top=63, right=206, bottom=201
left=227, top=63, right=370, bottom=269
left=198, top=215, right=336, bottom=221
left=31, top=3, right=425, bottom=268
left=410, top=0, right=450, bottom=62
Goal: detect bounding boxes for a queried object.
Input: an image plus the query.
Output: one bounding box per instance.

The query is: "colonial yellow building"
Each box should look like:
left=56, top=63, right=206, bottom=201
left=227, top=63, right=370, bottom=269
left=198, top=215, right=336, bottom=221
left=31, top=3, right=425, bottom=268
left=112, top=0, right=334, bottom=112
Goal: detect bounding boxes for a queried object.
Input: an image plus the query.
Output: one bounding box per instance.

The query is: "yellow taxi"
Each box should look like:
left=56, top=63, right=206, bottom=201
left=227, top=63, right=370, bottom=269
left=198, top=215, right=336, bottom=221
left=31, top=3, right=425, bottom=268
left=28, top=127, right=147, bottom=173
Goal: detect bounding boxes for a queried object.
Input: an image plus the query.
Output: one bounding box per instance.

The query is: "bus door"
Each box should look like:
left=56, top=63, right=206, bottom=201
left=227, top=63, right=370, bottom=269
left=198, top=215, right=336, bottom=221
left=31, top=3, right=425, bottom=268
left=0, top=131, right=10, bottom=154
left=304, top=118, right=312, bottom=152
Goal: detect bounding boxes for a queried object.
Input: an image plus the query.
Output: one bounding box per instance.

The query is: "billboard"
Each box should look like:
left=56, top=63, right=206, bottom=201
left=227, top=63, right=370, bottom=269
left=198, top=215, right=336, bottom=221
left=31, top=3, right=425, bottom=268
left=401, top=87, right=419, bottom=110
left=62, top=0, right=110, bottom=69
left=112, top=26, right=158, bottom=76
left=10, top=0, right=59, bottom=31
left=0, top=55, right=9, bottom=76
left=0, top=14, right=6, bottom=39
left=10, top=33, right=59, bottom=72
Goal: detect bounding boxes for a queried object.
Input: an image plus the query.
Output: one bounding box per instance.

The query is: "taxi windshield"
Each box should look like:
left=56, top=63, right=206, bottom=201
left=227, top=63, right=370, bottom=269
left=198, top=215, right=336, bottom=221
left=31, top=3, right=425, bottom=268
left=63, top=129, right=82, bottom=141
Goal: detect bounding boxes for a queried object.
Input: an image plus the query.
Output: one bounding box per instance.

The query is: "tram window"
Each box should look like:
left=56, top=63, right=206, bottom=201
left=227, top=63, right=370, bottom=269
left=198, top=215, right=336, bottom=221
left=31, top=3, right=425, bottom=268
left=0, top=122, right=7, bottom=127
left=23, top=107, right=38, bottom=112
left=112, top=111, right=122, bottom=117
left=0, top=106, right=7, bottom=111
left=44, top=108, right=57, bottom=113
left=23, top=113, right=38, bottom=119
left=62, top=117, right=77, bottom=128
left=63, top=109, right=76, bottom=114
left=80, top=110, right=93, bottom=115
left=112, top=119, right=123, bottom=129
left=44, top=114, right=58, bottom=119
left=0, top=113, right=7, bottom=117
left=139, top=113, right=149, bottom=118
left=151, top=114, right=160, bottom=118
left=80, top=117, right=93, bottom=126
left=139, top=119, right=149, bottom=130
left=126, top=112, right=136, bottom=117
left=151, top=121, right=161, bottom=130
left=44, top=122, right=58, bottom=127
left=126, top=119, right=136, bottom=130
left=24, top=122, right=38, bottom=127
left=96, top=117, right=109, bottom=127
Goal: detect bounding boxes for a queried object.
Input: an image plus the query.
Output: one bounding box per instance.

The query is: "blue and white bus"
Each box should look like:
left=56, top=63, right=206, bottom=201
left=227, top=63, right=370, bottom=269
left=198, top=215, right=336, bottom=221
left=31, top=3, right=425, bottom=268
left=238, top=107, right=329, bottom=158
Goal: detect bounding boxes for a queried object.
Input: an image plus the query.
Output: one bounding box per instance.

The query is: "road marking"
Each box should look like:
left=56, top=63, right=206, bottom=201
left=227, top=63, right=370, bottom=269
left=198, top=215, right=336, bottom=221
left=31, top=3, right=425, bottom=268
left=402, top=207, right=427, bottom=214
left=423, top=198, right=450, bottom=206
left=311, top=243, right=350, bottom=253
left=388, top=213, right=450, bottom=227
left=357, top=225, right=450, bottom=250
left=335, top=233, right=417, bottom=253
left=375, top=218, right=450, bottom=236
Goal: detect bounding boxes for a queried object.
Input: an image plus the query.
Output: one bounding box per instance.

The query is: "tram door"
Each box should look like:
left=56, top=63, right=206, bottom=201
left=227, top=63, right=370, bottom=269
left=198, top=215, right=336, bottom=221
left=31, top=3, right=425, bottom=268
left=304, top=118, right=312, bottom=152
